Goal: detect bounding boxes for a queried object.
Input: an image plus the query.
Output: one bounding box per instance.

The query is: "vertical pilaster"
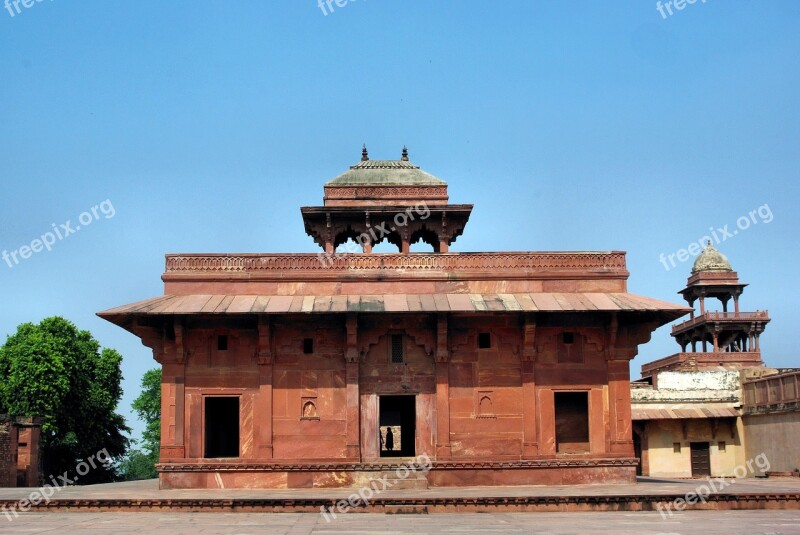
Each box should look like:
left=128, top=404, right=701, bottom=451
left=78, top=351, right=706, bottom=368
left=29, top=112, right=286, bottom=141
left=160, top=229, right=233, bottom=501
left=607, top=357, right=633, bottom=455
left=435, top=314, right=451, bottom=459
left=256, top=316, right=274, bottom=458
left=160, top=362, right=185, bottom=460
left=345, top=314, right=361, bottom=460
left=521, top=314, right=538, bottom=458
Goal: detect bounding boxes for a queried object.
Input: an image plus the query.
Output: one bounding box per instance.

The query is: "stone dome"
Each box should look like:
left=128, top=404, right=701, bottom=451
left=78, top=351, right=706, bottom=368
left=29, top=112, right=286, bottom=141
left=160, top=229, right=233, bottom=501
left=691, top=242, right=733, bottom=275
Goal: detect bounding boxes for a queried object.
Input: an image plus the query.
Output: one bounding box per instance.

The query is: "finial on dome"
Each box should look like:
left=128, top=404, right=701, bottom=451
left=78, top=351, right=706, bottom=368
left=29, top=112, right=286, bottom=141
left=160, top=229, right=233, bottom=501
left=401, top=146, right=409, bottom=161
left=361, top=144, right=369, bottom=161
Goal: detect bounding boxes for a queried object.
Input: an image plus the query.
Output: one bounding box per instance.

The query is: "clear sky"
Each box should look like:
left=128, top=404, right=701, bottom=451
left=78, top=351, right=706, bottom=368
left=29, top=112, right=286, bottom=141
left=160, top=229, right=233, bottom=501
left=1, top=1, right=798, bottom=440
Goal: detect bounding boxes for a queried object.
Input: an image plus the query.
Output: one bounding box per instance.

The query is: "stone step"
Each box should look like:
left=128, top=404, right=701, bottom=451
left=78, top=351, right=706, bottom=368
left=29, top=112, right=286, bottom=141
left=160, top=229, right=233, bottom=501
left=369, top=470, right=429, bottom=490
left=384, top=504, right=429, bottom=514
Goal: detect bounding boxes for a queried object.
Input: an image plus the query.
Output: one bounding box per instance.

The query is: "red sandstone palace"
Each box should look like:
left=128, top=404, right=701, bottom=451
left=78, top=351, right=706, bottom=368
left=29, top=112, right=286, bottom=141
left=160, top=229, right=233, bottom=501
left=100, top=148, right=688, bottom=489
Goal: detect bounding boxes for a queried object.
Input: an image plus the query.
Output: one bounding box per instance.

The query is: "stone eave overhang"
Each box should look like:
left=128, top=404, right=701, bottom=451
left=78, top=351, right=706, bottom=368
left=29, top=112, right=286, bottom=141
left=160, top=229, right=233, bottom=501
left=97, top=292, right=690, bottom=330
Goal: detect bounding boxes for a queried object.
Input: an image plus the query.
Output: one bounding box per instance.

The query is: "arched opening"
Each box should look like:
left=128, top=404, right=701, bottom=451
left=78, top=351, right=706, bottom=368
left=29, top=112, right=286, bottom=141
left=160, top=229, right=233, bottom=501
left=410, top=227, right=439, bottom=253
left=336, top=238, right=361, bottom=254
left=372, top=231, right=402, bottom=253
left=334, top=227, right=364, bottom=253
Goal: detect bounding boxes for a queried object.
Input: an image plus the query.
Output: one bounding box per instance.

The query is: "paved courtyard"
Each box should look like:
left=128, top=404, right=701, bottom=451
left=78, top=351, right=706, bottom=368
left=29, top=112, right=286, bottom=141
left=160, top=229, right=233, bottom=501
left=1, top=510, right=799, bottom=534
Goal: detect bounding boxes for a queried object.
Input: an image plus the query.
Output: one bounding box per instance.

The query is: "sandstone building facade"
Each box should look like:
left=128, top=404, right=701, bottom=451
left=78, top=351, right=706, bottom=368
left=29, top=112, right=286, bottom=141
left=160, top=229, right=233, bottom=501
left=100, top=150, right=687, bottom=489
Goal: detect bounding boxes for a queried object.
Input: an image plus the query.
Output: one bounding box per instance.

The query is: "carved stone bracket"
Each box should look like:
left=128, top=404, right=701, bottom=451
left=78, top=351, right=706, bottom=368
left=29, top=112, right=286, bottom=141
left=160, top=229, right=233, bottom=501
left=132, top=323, right=165, bottom=360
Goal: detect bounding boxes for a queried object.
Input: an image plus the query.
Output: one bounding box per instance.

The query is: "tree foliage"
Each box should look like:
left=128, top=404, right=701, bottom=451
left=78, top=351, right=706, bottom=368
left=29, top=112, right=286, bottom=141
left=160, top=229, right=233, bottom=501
left=117, top=448, right=157, bottom=481
left=124, top=367, right=161, bottom=479
left=0, top=317, right=129, bottom=483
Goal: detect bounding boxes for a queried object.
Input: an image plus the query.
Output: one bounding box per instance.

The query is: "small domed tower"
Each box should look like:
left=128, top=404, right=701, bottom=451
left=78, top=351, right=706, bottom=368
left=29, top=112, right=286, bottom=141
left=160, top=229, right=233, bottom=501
left=642, top=242, right=770, bottom=377
left=300, top=146, right=473, bottom=254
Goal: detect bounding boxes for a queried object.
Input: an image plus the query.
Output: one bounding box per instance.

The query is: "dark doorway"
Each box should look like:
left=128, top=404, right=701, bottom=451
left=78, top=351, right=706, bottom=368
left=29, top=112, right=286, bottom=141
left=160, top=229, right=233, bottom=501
left=690, top=442, right=711, bottom=477
left=379, top=395, right=416, bottom=458
left=633, top=431, right=642, bottom=476
left=554, top=392, right=590, bottom=453
left=205, top=397, right=240, bottom=458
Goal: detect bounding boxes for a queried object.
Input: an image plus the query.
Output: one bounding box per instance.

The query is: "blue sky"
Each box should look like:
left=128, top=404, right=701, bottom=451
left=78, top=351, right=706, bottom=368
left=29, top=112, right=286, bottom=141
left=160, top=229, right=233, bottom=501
left=1, top=1, right=798, bottom=440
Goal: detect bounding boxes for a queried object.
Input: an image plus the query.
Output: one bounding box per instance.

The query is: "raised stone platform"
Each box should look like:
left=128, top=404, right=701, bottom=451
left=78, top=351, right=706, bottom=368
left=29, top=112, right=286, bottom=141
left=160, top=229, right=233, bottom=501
left=1, top=477, right=799, bottom=515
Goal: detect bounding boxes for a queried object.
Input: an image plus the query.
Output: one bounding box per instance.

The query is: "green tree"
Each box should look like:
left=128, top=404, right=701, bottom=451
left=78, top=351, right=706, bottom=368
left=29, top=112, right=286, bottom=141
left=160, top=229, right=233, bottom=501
left=126, top=368, right=161, bottom=479
left=0, top=317, right=129, bottom=483
left=117, top=448, right=157, bottom=481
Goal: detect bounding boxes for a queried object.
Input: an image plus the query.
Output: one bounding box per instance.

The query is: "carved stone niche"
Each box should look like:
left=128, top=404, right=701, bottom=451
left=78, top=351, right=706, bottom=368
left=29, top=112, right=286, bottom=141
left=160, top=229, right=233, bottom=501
left=475, top=390, right=496, bottom=419
left=301, top=397, right=319, bottom=421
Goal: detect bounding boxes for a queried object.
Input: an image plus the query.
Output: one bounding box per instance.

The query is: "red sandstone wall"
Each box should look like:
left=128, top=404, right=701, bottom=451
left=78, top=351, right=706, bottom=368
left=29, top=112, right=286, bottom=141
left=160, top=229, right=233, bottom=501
left=272, top=319, right=348, bottom=459
left=16, top=423, right=41, bottom=487
left=0, top=419, right=18, bottom=487
left=164, top=278, right=628, bottom=296
left=448, top=317, right=524, bottom=459
left=163, top=314, right=631, bottom=465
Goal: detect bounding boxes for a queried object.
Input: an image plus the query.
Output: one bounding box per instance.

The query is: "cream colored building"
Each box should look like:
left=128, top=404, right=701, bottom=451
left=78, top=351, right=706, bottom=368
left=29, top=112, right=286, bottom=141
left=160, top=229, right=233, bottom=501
left=631, top=370, right=746, bottom=478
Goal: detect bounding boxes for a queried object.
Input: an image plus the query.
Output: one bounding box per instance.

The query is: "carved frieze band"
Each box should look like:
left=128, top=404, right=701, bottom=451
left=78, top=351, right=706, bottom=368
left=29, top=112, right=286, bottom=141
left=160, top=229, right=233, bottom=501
left=165, top=252, right=627, bottom=273
left=324, top=186, right=448, bottom=199
left=157, top=457, right=638, bottom=472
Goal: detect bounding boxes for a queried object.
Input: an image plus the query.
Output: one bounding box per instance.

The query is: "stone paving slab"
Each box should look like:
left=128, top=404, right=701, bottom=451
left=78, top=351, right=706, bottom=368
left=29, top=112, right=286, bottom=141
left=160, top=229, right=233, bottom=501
left=1, top=510, right=800, bottom=534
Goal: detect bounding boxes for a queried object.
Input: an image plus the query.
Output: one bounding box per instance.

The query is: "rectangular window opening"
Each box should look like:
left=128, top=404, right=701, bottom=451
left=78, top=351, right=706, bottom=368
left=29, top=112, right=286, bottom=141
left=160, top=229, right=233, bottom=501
left=303, top=338, right=314, bottom=354
left=558, top=331, right=582, bottom=363
left=554, top=391, right=589, bottom=454
left=204, top=397, right=239, bottom=458
left=478, top=332, right=491, bottom=349
left=390, top=334, right=404, bottom=363
left=673, top=442, right=682, bottom=453
left=217, top=335, right=228, bottom=351
left=718, top=441, right=726, bottom=452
